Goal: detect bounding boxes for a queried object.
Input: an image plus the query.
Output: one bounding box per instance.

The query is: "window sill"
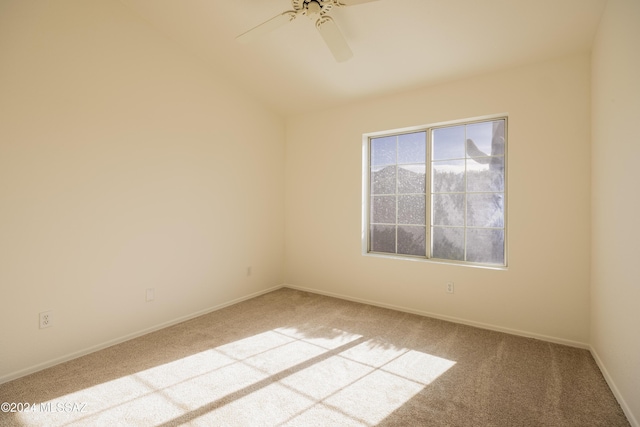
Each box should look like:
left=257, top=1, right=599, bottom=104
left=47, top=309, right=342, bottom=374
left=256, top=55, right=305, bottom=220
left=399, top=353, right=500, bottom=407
left=363, top=251, right=508, bottom=271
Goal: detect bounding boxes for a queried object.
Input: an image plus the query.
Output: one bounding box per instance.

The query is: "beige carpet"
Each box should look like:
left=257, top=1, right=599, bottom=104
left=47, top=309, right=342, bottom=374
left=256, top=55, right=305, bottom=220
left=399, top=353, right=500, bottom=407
left=0, top=288, right=630, bottom=426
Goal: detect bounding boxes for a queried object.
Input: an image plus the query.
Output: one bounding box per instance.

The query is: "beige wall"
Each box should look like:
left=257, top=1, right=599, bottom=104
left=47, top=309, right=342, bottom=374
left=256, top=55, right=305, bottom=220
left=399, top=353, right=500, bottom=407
left=0, top=0, right=285, bottom=381
left=285, top=53, right=592, bottom=346
left=591, top=0, right=640, bottom=424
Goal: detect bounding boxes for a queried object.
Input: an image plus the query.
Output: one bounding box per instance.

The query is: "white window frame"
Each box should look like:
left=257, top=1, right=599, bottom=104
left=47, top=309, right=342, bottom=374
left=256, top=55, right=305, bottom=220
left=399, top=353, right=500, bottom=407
left=361, top=114, right=508, bottom=269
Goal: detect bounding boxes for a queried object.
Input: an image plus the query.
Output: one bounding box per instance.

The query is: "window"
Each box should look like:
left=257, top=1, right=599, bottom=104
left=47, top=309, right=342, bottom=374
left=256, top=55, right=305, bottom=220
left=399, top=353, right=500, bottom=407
left=363, top=117, right=507, bottom=267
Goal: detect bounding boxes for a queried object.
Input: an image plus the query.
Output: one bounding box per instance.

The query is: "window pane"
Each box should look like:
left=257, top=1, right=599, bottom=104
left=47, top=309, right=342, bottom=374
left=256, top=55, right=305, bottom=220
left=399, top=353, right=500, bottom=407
left=466, top=228, right=504, bottom=264
left=432, top=194, right=464, bottom=226
left=398, top=226, right=426, bottom=256
left=467, top=157, right=504, bottom=192
left=398, top=132, right=426, bottom=164
left=371, top=195, right=396, bottom=224
left=371, top=165, right=396, bottom=194
left=398, top=195, right=425, bottom=225
left=432, top=227, right=464, bottom=261
left=466, top=120, right=505, bottom=158
left=371, top=136, right=396, bottom=166
left=432, top=160, right=464, bottom=193
left=398, top=164, right=425, bottom=194
left=370, top=225, right=395, bottom=253
left=433, top=126, right=465, bottom=160
left=467, top=194, right=504, bottom=227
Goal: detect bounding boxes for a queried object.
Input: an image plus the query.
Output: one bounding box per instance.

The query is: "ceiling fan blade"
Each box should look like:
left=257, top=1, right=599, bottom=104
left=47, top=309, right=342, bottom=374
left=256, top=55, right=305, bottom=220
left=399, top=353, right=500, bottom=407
left=316, top=16, right=353, bottom=62
left=236, top=11, right=298, bottom=44
left=338, top=0, right=379, bottom=5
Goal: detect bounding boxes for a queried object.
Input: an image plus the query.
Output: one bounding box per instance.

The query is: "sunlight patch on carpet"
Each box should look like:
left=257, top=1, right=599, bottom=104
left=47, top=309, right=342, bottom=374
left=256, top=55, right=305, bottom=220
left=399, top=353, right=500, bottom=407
left=18, top=328, right=455, bottom=426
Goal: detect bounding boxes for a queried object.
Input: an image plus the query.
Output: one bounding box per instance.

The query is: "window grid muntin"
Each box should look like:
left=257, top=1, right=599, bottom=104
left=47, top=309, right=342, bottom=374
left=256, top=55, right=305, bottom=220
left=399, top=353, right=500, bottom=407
left=368, top=132, right=427, bottom=256
left=429, top=120, right=505, bottom=264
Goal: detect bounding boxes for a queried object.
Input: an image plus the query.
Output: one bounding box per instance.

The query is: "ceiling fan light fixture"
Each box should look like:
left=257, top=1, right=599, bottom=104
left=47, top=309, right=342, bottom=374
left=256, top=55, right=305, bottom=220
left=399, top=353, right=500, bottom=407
left=306, top=1, right=322, bottom=16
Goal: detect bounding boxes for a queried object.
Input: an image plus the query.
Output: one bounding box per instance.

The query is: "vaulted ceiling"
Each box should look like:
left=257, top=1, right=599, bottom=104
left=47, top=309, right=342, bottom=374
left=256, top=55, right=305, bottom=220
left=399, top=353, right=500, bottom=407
left=121, top=0, right=607, bottom=117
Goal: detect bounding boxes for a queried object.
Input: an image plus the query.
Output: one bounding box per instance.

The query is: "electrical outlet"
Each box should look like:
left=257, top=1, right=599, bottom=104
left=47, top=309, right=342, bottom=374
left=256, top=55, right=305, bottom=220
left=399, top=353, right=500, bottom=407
left=446, top=282, right=455, bottom=294
left=39, top=311, right=53, bottom=329
left=247, top=266, right=252, bottom=276
left=146, top=288, right=155, bottom=302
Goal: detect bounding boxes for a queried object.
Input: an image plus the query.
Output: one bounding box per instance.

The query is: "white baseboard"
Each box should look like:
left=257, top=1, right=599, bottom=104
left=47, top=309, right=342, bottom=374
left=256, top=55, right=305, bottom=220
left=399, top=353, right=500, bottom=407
left=590, top=346, right=639, bottom=427
left=282, top=283, right=590, bottom=349
left=0, top=284, right=284, bottom=385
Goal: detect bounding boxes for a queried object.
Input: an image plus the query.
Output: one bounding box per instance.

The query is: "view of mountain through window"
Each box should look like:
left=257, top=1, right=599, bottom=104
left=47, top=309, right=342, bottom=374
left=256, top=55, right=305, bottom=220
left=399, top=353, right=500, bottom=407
left=366, top=118, right=506, bottom=266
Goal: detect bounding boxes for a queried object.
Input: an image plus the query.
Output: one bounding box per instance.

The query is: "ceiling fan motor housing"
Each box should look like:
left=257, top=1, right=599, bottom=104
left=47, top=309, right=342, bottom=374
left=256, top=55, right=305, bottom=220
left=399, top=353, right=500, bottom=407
left=293, top=0, right=334, bottom=16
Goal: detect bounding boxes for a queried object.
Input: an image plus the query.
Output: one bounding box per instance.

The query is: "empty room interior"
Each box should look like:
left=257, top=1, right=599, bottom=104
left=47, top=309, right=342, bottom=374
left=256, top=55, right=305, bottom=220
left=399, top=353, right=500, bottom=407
left=0, top=0, right=638, bottom=425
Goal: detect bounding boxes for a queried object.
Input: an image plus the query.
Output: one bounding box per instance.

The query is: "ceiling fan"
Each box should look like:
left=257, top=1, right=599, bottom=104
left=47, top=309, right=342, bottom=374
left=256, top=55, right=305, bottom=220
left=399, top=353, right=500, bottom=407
left=236, top=0, right=378, bottom=62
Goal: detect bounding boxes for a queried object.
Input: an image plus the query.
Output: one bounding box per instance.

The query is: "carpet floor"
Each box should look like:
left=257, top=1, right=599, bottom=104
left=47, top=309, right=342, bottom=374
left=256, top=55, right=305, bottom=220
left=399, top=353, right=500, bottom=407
left=0, top=288, right=630, bottom=426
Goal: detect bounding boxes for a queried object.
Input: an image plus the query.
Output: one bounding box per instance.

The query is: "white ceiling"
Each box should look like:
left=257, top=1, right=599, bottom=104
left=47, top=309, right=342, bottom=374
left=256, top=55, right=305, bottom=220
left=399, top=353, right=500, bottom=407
left=120, top=0, right=607, bottom=117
